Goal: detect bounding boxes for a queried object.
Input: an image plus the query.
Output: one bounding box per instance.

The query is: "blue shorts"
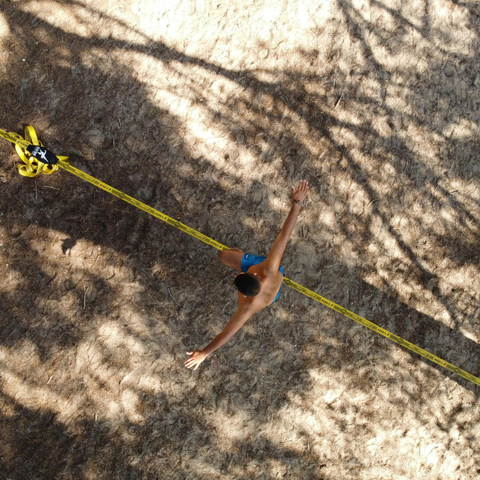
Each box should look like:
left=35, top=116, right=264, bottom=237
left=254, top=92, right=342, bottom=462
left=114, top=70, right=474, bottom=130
left=240, top=253, right=284, bottom=303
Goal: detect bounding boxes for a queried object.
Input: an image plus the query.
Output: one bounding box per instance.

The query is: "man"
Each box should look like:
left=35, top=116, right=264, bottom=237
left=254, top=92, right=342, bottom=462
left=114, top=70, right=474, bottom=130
left=185, top=180, right=309, bottom=369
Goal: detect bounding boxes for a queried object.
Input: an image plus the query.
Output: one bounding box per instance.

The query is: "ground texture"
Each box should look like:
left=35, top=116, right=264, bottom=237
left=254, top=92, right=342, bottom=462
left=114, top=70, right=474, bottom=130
left=1, top=0, right=480, bottom=479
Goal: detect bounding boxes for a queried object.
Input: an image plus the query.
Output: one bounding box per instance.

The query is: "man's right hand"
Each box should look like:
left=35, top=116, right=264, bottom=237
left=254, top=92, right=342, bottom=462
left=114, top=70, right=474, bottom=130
left=185, top=350, right=209, bottom=370
left=291, top=180, right=309, bottom=203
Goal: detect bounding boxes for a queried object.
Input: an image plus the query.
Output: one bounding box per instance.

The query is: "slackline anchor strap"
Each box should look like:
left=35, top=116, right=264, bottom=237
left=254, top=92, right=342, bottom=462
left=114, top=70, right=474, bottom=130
left=0, top=125, right=67, bottom=177
left=1, top=125, right=479, bottom=387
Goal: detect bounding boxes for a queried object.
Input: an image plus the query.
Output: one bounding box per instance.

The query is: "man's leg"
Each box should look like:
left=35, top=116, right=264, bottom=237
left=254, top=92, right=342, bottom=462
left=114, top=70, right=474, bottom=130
left=220, top=248, right=244, bottom=271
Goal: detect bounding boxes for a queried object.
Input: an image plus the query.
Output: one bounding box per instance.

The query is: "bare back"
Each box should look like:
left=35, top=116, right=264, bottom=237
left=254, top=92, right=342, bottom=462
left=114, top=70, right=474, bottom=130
left=237, top=261, right=284, bottom=310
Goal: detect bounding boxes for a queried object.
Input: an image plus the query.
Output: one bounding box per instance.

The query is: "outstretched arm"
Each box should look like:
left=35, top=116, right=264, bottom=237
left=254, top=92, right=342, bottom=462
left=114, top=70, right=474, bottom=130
left=185, top=306, right=255, bottom=370
left=263, top=180, right=309, bottom=273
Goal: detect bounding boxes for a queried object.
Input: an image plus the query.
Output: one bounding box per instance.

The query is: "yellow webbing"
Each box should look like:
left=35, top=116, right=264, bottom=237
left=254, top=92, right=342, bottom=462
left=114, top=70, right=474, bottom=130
left=2, top=125, right=479, bottom=387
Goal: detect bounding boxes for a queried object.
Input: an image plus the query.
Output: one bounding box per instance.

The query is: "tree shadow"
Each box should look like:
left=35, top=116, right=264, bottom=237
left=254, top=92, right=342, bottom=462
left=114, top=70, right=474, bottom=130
left=1, top=0, right=480, bottom=478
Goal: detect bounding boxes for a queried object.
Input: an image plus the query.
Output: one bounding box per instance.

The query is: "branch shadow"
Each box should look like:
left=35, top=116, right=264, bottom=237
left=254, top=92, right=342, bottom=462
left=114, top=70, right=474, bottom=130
left=0, top=0, right=480, bottom=479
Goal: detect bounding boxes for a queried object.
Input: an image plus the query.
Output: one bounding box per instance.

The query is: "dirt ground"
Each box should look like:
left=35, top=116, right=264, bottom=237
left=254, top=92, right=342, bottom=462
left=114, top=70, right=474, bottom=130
left=1, top=0, right=480, bottom=478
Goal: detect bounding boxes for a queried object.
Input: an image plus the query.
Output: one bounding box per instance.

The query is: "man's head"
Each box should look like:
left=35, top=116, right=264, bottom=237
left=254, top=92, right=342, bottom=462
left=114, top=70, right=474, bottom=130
left=234, top=272, right=261, bottom=297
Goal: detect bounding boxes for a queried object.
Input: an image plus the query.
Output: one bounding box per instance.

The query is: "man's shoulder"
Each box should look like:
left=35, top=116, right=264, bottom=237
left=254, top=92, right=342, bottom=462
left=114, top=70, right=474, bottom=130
left=248, top=260, right=278, bottom=277
left=237, top=297, right=263, bottom=316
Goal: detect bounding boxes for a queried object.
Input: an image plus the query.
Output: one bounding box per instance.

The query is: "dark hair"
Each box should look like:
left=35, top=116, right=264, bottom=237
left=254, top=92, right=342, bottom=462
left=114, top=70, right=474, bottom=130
left=234, top=273, right=261, bottom=297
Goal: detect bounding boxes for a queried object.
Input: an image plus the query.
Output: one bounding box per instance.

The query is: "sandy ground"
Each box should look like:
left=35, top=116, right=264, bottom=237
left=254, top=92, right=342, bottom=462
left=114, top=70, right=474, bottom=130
left=0, top=0, right=480, bottom=478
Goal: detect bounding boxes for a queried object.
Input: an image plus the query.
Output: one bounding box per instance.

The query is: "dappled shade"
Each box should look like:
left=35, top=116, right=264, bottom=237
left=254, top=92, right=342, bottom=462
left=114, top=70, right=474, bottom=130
left=0, top=0, right=479, bottom=479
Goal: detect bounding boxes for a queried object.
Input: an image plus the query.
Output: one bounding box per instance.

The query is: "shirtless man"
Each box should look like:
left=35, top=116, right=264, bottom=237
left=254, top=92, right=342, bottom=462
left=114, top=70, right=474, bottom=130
left=185, top=180, right=309, bottom=370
